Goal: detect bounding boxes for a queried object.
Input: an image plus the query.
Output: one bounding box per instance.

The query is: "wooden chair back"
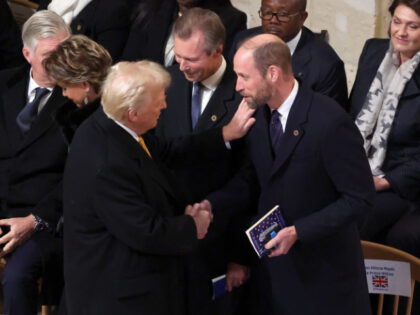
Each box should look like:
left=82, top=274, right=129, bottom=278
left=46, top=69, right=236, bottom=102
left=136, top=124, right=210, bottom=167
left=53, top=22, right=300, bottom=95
left=361, top=240, right=420, bottom=315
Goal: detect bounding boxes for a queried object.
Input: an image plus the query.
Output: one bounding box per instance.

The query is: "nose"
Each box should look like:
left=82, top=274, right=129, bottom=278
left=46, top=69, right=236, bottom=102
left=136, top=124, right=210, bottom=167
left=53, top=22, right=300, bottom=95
left=397, top=24, right=408, bottom=37
left=161, top=100, right=167, bottom=110
left=62, top=90, right=67, bottom=97
left=179, top=59, right=189, bottom=72
left=235, top=79, right=243, bottom=92
left=269, top=13, right=279, bottom=23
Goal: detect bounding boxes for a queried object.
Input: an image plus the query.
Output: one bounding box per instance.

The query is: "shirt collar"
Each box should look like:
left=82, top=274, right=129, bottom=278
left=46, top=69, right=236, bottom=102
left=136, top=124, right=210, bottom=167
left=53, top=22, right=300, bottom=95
left=276, top=79, right=299, bottom=118
left=27, top=68, right=53, bottom=98
left=113, top=119, right=139, bottom=142
left=286, top=29, right=302, bottom=56
left=200, top=56, right=226, bottom=91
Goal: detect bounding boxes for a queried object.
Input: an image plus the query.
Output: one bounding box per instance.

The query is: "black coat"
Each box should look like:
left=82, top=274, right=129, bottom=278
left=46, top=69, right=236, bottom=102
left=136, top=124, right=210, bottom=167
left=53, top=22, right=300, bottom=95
left=229, top=26, right=348, bottom=109
left=208, top=84, right=374, bottom=315
left=38, top=0, right=132, bottom=61
left=64, top=108, right=229, bottom=314
left=349, top=38, right=420, bottom=202
left=55, top=98, right=100, bottom=144
left=0, top=0, right=24, bottom=70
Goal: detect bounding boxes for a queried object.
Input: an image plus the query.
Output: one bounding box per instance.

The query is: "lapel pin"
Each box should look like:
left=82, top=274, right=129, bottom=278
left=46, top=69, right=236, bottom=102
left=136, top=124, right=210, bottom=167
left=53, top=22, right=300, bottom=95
left=293, top=130, right=299, bottom=136
left=211, top=115, right=217, bottom=122
left=297, top=72, right=302, bottom=77
left=77, top=24, right=82, bottom=31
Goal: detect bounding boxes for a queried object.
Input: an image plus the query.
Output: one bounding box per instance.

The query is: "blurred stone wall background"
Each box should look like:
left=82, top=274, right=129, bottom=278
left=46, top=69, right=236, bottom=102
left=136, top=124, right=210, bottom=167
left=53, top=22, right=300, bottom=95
left=230, top=0, right=392, bottom=89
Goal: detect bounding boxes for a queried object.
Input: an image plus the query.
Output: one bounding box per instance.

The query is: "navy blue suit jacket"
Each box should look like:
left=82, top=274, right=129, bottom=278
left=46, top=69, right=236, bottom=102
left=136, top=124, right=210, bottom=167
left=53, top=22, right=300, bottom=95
left=349, top=38, right=420, bottom=202
left=229, top=26, right=348, bottom=108
left=208, top=84, right=374, bottom=314
left=0, top=65, right=70, bottom=255
left=154, top=63, right=247, bottom=313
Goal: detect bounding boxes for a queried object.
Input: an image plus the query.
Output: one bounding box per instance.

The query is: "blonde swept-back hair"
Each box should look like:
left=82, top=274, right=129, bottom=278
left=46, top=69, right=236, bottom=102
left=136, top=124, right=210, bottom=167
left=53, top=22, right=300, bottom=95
left=22, top=10, right=71, bottom=53
left=43, top=35, right=112, bottom=93
left=101, top=61, right=171, bottom=123
left=174, top=7, right=226, bottom=55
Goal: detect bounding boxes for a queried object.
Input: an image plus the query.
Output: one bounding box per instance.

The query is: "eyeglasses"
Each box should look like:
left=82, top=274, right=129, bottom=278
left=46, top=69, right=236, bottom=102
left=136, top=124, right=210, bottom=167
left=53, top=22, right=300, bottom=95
left=258, top=9, right=303, bottom=23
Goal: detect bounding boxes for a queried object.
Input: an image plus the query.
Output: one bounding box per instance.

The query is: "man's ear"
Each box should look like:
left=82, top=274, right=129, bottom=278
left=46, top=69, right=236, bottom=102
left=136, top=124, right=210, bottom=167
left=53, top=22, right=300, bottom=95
left=266, top=65, right=280, bottom=83
left=22, top=47, right=32, bottom=64
left=127, top=107, right=138, bottom=123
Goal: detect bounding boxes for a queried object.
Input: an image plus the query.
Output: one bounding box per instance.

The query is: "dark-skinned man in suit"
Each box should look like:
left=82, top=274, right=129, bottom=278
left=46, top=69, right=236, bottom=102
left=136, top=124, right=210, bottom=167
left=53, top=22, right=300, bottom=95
left=230, top=0, right=348, bottom=109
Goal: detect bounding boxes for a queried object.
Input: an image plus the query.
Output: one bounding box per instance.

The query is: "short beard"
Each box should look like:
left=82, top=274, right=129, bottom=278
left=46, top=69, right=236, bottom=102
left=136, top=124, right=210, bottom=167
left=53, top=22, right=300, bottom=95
left=245, top=98, right=259, bottom=109
left=246, top=81, right=273, bottom=109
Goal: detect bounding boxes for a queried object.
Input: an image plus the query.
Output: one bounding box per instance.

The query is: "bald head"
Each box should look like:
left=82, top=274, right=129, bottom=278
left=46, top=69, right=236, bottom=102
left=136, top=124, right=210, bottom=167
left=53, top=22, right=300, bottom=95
left=238, top=34, right=293, bottom=77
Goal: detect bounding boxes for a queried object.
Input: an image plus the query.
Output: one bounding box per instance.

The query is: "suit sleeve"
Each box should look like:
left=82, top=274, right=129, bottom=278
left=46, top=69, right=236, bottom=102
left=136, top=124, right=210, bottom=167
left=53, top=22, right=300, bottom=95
left=384, top=151, right=420, bottom=201
left=314, top=56, right=348, bottom=110
left=149, top=127, right=230, bottom=169
left=294, top=114, right=375, bottom=243
left=93, top=163, right=198, bottom=256
left=32, top=181, right=63, bottom=229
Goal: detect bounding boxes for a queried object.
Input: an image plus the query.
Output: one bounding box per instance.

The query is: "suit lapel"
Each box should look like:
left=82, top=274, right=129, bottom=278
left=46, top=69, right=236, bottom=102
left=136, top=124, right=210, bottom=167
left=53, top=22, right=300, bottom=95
left=292, top=28, right=311, bottom=80
left=147, top=1, right=177, bottom=64
left=17, top=87, right=66, bottom=152
left=252, top=105, right=274, bottom=168
left=401, top=69, right=420, bottom=99
left=97, top=110, right=177, bottom=201
left=195, top=66, right=237, bottom=132
left=270, top=86, right=310, bottom=177
left=175, top=79, right=193, bottom=134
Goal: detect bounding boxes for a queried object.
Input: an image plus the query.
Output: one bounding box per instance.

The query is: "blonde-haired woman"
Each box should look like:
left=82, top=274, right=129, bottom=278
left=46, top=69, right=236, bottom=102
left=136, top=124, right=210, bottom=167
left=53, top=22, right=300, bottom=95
left=43, top=34, right=112, bottom=143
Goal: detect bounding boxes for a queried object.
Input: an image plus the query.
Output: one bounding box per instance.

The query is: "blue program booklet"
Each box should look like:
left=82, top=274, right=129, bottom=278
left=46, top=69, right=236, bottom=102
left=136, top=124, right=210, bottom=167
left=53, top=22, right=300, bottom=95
left=245, top=205, right=286, bottom=258
left=212, top=274, right=227, bottom=300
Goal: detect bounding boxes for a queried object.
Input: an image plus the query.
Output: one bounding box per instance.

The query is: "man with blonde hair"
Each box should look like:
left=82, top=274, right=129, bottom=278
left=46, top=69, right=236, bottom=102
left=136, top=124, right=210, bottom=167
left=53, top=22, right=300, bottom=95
left=201, top=34, right=374, bottom=314
left=0, top=10, right=71, bottom=315
left=63, top=60, right=254, bottom=314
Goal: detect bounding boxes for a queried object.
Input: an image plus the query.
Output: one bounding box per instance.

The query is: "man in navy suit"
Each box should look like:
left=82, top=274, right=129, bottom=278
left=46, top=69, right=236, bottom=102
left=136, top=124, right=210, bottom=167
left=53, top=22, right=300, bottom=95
left=0, top=11, right=71, bottom=315
left=202, top=34, right=374, bottom=314
left=229, top=0, right=348, bottom=109
left=155, top=8, right=249, bottom=315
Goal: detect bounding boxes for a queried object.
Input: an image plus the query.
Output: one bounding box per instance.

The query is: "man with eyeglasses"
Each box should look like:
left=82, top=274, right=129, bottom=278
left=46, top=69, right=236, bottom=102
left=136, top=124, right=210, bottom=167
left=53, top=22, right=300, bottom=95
left=229, top=0, right=348, bottom=109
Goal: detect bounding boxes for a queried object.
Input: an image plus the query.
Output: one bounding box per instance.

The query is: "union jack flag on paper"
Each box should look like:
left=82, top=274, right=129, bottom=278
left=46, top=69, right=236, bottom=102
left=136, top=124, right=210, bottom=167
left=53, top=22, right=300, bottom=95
left=372, top=275, right=388, bottom=288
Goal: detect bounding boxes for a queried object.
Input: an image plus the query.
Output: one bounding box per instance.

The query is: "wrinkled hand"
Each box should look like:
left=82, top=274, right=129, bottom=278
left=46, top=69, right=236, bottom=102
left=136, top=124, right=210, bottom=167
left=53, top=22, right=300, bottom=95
left=0, top=215, right=36, bottom=256
left=264, top=226, right=298, bottom=257
left=185, top=203, right=213, bottom=239
left=222, top=99, right=256, bottom=142
left=373, top=176, right=390, bottom=191
left=226, top=262, right=249, bottom=292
